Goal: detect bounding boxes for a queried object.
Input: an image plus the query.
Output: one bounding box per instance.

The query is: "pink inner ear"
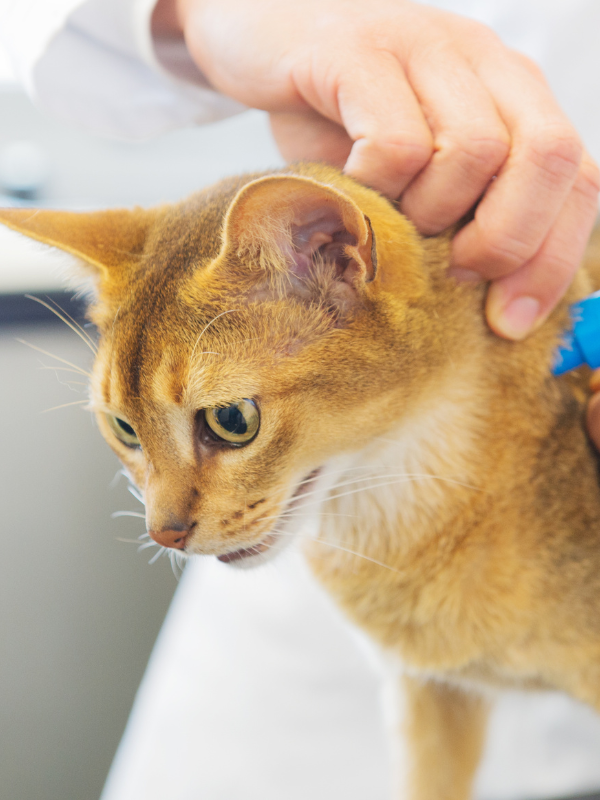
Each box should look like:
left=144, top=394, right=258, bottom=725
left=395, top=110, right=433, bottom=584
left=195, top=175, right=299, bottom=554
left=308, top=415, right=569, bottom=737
left=287, top=205, right=356, bottom=280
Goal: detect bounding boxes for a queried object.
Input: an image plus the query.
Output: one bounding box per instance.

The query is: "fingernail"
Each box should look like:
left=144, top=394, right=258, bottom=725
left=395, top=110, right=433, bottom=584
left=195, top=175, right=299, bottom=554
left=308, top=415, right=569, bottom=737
left=447, top=267, right=481, bottom=283
left=493, top=296, right=541, bottom=340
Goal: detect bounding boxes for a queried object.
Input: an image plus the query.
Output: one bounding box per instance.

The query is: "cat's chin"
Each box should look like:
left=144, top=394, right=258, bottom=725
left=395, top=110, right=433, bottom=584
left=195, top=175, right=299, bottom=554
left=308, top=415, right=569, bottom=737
left=215, top=468, right=323, bottom=570
left=215, top=530, right=291, bottom=570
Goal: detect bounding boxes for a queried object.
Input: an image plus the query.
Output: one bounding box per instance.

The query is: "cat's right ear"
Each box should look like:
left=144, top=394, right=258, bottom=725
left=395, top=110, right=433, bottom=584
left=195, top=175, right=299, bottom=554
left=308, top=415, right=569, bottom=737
left=0, top=206, right=158, bottom=292
left=218, top=175, right=377, bottom=290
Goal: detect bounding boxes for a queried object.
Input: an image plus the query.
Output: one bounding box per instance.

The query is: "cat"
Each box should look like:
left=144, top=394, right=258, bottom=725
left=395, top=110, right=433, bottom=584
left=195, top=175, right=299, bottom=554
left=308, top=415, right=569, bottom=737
left=2, top=162, right=600, bottom=799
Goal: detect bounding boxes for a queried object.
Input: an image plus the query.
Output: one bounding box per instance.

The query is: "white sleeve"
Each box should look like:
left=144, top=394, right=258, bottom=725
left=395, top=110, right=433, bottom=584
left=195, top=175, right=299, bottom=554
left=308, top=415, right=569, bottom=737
left=0, top=0, right=245, bottom=141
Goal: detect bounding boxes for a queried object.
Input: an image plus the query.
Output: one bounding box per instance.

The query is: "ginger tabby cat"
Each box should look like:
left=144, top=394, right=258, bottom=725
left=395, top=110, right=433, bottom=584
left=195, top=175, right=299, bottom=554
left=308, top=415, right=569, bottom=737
left=2, top=163, right=600, bottom=799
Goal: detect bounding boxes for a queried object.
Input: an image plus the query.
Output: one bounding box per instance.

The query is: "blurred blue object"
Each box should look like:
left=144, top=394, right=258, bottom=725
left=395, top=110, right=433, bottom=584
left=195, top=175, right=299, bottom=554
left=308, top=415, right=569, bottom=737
left=553, top=291, right=600, bottom=375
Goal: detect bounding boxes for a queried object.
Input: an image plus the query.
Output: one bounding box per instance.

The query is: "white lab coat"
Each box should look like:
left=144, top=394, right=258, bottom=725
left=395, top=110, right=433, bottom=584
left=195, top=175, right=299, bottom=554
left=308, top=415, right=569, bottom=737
left=3, top=2, right=600, bottom=798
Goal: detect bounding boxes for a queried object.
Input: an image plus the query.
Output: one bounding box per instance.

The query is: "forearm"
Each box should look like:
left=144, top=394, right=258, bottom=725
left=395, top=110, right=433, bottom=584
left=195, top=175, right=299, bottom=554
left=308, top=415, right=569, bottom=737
left=1, top=0, right=244, bottom=140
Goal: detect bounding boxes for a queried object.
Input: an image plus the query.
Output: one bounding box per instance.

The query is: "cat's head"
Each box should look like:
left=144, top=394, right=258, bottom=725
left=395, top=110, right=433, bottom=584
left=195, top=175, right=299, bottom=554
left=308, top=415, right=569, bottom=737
left=0, top=165, right=457, bottom=566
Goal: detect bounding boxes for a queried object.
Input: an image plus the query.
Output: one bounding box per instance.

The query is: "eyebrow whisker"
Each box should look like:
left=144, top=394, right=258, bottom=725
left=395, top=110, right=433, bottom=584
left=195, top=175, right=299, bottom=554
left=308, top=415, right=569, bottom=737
left=17, top=339, right=92, bottom=377
left=25, top=294, right=97, bottom=353
left=42, top=399, right=91, bottom=413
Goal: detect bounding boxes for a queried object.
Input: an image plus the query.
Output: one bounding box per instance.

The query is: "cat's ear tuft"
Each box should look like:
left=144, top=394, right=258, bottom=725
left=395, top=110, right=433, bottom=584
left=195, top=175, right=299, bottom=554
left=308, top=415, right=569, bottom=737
left=220, top=175, right=377, bottom=290
left=0, top=206, right=158, bottom=290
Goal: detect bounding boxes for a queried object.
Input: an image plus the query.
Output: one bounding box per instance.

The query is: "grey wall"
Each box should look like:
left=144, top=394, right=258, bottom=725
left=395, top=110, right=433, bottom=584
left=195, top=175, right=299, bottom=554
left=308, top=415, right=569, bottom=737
left=0, top=89, right=283, bottom=800
left=0, top=324, right=177, bottom=800
left=0, top=89, right=282, bottom=208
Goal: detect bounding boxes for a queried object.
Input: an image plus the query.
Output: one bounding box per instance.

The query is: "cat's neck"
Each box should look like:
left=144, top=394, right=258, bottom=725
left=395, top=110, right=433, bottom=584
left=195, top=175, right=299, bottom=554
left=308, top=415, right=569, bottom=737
left=312, top=352, right=489, bottom=570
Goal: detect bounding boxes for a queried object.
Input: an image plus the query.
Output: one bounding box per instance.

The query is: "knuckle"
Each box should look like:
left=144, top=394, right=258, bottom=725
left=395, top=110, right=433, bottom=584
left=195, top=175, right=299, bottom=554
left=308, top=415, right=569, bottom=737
left=444, top=131, right=510, bottom=174
left=455, top=16, right=499, bottom=47
left=478, top=226, right=534, bottom=269
left=382, top=137, right=433, bottom=174
left=526, top=129, right=583, bottom=183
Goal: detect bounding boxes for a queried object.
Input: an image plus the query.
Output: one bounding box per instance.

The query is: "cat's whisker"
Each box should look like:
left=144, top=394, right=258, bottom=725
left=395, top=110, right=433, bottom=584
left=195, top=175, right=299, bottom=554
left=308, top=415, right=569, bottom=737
left=281, top=464, right=386, bottom=496
left=148, top=547, right=167, bottom=565
left=167, top=549, right=187, bottom=578
left=270, top=528, right=400, bottom=574
left=190, top=309, right=237, bottom=362
left=286, top=477, right=433, bottom=513
left=308, top=538, right=400, bottom=573
left=269, top=511, right=356, bottom=520
left=276, top=474, right=480, bottom=519
left=335, top=470, right=480, bottom=494
left=274, top=472, right=483, bottom=520
left=138, top=540, right=158, bottom=552
left=111, top=510, right=146, bottom=519
left=42, top=399, right=91, bottom=413
left=17, top=339, right=92, bottom=377
left=296, top=465, right=376, bottom=487
left=310, top=537, right=399, bottom=573
left=39, top=365, right=91, bottom=379
left=260, top=473, right=411, bottom=520
left=258, top=472, right=442, bottom=522
left=47, top=371, right=89, bottom=396
left=47, top=296, right=97, bottom=351
left=109, top=468, right=128, bottom=489
left=17, top=209, right=41, bottom=223
left=127, top=485, right=146, bottom=506
left=111, top=306, right=122, bottom=338
left=115, top=537, right=145, bottom=544
left=25, top=295, right=98, bottom=353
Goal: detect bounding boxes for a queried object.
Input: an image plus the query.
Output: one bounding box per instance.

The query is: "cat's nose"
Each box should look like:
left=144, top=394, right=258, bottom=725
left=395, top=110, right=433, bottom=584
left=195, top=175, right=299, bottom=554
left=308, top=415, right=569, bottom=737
left=148, top=525, right=190, bottom=550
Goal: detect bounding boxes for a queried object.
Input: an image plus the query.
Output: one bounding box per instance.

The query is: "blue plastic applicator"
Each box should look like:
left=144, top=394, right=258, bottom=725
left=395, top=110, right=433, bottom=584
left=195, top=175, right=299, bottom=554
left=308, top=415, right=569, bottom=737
left=552, top=291, right=600, bottom=376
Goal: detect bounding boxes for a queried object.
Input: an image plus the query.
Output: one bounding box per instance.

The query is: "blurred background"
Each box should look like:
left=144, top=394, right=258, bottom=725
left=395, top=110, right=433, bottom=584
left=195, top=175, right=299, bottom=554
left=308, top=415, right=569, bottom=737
left=0, top=47, right=283, bottom=800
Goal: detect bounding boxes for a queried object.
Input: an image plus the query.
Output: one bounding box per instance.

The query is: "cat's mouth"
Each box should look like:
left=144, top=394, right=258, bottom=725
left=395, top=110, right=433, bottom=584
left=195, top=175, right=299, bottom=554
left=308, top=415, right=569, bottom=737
left=216, top=467, right=322, bottom=565
left=216, top=531, right=280, bottom=564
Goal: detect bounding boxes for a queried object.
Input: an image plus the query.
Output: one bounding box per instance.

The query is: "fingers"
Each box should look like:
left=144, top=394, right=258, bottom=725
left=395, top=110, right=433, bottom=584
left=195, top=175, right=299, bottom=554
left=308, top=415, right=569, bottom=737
left=270, top=110, right=353, bottom=166
left=451, top=127, right=585, bottom=282
left=399, top=49, right=510, bottom=234
left=335, top=51, right=433, bottom=197
left=440, top=43, right=600, bottom=339
left=485, top=155, right=600, bottom=339
left=451, top=58, right=587, bottom=280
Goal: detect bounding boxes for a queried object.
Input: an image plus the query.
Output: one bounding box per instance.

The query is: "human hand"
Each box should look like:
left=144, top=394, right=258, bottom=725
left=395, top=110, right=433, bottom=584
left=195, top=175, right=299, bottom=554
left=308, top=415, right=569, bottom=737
left=157, top=0, right=599, bottom=343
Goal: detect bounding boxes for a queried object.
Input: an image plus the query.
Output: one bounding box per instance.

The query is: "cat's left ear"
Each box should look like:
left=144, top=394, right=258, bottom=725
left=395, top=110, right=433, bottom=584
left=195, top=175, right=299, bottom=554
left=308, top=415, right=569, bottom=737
left=220, top=175, right=377, bottom=289
left=0, top=206, right=158, bottom=289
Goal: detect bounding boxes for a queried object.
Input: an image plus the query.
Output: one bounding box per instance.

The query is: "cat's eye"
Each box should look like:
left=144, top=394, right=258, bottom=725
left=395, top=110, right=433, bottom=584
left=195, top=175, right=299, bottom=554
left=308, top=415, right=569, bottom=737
left=205, top=399, right=260, bottom=445
left=105, top=414, right=141, bottom=448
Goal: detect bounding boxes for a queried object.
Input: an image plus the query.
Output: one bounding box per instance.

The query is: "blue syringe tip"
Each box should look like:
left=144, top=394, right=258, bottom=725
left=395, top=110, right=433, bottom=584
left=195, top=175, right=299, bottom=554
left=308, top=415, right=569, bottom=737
left=553, top=333, right=585, bottom=375
left=552, top=292, right=600, bottom=376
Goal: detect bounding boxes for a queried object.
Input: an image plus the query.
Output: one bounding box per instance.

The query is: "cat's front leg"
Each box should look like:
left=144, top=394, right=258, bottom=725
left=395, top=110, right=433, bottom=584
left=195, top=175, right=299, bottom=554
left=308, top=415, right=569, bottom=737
left=384, top=672, right=489, bottom=800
